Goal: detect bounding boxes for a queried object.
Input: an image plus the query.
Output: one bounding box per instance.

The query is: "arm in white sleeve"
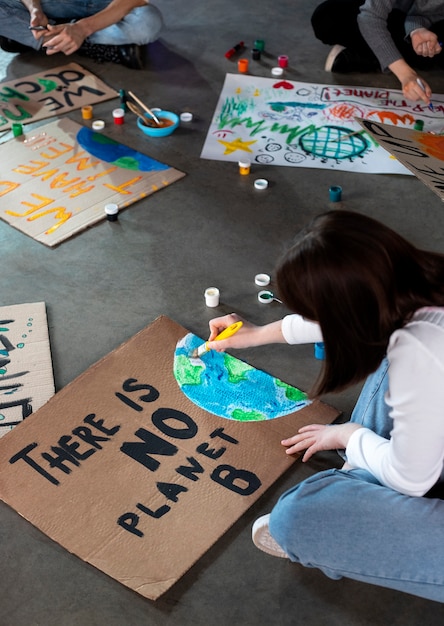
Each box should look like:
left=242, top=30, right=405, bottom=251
left=281, top=314, right=323, bottom=345
left=346, top=315, right=444, bottom=496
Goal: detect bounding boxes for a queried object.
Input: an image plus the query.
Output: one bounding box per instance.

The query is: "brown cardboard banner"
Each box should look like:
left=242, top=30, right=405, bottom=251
left=0, top=63, right=117, bottom=131
left=356, top=118, right=444, bottom=201
left=0, top=302, right=54, bottom=437
left=0, top=316, right=339, bottom=600
left=0, top=118, right=185, bottom=246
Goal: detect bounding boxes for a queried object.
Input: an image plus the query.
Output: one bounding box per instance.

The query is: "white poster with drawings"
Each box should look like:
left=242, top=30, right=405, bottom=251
left=201, top=73, right=444, bottom=174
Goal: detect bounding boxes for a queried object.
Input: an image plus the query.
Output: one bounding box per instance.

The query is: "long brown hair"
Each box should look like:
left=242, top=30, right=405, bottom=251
left=276, top=210, right=444, bottom=396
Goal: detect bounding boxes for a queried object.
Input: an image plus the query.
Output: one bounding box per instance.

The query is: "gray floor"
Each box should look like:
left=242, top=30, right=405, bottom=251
left=1, top=0, right=444, bottom=624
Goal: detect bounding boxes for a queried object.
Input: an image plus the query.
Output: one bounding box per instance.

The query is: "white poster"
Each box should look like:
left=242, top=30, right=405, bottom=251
left=201, top=74, right=444, bottom=174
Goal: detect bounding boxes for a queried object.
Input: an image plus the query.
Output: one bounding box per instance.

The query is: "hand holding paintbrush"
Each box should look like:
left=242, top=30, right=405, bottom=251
left=190, top=321, right=243, bottom=358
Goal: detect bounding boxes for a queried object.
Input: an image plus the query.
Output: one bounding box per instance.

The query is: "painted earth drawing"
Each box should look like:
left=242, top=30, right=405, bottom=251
left=173, top=333, right=311, bottom=421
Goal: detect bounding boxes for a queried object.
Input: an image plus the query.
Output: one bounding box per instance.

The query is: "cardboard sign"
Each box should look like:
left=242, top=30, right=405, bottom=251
left=0, top=302, right=54, bottom=438
left=0, top=316, right=338, bottom=600
left=0, top=63, right=117, bottom=130
left=0, top=117, right=185, bottom=246
left=202, top=74, right=444, bottom=174
left=357, top=118, right=444, bottom=201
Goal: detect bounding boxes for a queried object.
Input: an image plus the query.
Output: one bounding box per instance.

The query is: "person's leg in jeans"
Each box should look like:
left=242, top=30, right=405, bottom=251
left=269, top=468, right=444, bottom=602
left=0, top=0, right=163, bottom=68
left=263, top=360, right=444, bottom=601
left=0, top=0, right=41, bottom=51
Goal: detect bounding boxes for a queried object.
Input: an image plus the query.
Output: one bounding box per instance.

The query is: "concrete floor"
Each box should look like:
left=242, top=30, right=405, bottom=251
left=1, top=0, right=444, bottom=623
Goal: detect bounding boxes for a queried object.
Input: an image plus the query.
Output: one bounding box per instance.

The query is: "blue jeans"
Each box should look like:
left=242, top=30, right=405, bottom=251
left=269, top=358, right=444, bottom=602
left=0, top=0, right=163, bottom=50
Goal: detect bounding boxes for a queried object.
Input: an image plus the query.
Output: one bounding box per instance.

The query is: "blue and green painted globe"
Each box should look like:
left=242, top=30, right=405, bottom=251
left=173, top=333, right=311, bottom=421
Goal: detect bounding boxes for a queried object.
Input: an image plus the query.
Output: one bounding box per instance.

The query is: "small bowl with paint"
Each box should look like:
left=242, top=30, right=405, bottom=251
left=137, top=110, right=180, bottom=137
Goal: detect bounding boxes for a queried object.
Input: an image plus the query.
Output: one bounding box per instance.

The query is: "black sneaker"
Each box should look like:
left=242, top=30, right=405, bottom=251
left=325, top=44, right=379, bottom=73
left=78, top=41, right=144, bottom=70
left=0, top=36, right=34, bottom=54
left=118, top=44, right=144, bottom=70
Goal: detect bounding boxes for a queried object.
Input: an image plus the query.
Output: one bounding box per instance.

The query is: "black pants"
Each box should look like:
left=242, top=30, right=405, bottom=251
left=311, top=0, right=444, bottom=70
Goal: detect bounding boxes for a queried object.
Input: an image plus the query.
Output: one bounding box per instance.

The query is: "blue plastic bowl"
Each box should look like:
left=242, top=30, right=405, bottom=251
left=137, top=110, right=179, bottom=137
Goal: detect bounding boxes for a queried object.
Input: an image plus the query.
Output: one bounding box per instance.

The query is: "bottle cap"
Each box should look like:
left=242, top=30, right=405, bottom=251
left=254, top=178, right=268, bottom=190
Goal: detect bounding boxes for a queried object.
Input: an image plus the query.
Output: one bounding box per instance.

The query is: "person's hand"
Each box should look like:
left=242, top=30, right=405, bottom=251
left=42, top=22, right=87, bottom=55
left=281, top=423, right=362, bottom=461
left=411, top=28, right=442, bottom=58
left=389, top=59, right=432, bottom=104
left=206, top=313, right=259, bottom=352
left=29, top=10, right=50, bottom=40
left=404, top=73, right=432, bottom=105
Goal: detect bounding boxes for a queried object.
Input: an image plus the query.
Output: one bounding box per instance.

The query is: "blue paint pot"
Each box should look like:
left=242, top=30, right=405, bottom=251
left=137, top=110, right=179, bottom=137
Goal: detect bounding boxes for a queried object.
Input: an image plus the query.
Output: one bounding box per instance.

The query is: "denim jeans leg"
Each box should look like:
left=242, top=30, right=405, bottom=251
left=0, top=0, right=41, bottom=49
left=1, top=1, right=163, bottom=49
left=269, top=468, right=444, bottom=602
left=350, top=357, right=392, bottom=439
left=88, top=5, right=163, bottom=46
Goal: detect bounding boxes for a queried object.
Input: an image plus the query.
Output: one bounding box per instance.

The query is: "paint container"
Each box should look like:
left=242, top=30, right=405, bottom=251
left=82, top=105, right=93, bottom=120
left=238, top=58, right=249, bottom=73
left=105, top=203, right=119, bottom=222
left=92, top=120, right=105, bottom=131
left=180, top=112, right=193, bottom=122
left=413, top=119, right=424, bottom=131
left=314, top=342, right=325, bottom=360
left=278, top=55, right=289, bottom=68
left=238, top=160, right=251, bottom=175
left=254, top=178, right=268, bottom=190
left=205, top=287, right=220, bottom=307
left=271, top=67, right=284, bottom=77
left=112, top=108, right=125, bottom=125
left=258, top=290, right=274, bottom=304
left=119, top=89, right=128, bottom=112
left=252, top=48, right=261, bottom=60
left=12, top=123, right=23, bottom=137
left=254, top=39, right=265, bottom=52
left=329, top=185, right=342, bottom=202
left=254, top=273, right=271, bottom=287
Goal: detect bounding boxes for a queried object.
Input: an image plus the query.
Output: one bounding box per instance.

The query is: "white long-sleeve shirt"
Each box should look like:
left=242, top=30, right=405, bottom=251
left=281, top=308, right=444, bottom=496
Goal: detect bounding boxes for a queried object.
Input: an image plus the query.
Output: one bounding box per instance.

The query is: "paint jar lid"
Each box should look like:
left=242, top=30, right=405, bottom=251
left=92, top=120, right=105, bottom=130
left=238, top=160, right=251, bottom=168
left=180, top=112, right=193, bottom=122
left=255, top=273, right=271, bottom=286
left=271, top=66, right=284, bottom=76
left=104, top=203, right=119, bottom=215
left=254, top=178, right=268, bottom=190
left=112, top=108, right=125, bottom=118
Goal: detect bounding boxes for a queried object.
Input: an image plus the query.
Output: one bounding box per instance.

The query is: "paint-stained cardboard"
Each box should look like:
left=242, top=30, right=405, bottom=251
left=356, top=118, right=444, bottom=201
left=0, top=63, right=117, bottom=130
left=0, top=302, right=54, bottom=437
left=0, top=316, right=339, bottom=600
left=0, top=118, right=185, bottom=246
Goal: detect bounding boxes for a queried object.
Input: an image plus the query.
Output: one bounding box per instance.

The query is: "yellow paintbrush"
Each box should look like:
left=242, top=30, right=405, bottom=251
left=190, top=321, right=243, bottom=358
